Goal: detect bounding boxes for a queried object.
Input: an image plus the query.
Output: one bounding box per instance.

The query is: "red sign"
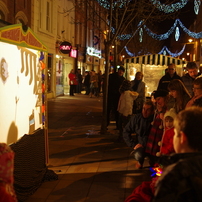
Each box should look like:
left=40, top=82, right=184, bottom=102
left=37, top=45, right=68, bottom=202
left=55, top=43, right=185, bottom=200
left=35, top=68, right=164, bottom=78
left=70, top=49, right=77, bottom=58
left=59, top=41, right=72, bottom=54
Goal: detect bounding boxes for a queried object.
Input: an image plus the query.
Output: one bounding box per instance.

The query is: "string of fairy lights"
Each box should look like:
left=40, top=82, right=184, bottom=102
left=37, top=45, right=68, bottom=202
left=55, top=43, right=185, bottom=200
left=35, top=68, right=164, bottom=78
left=96, top=0, right=200, bottom=14
left=124, top=44, right=186, bottom=58
left=118, top=19, right=202, bottom=41
left=96, top=0, right=201, bottom=57
left=96, top=0, right=128, bottom=9
left=150, top=0, right=188, bottom=13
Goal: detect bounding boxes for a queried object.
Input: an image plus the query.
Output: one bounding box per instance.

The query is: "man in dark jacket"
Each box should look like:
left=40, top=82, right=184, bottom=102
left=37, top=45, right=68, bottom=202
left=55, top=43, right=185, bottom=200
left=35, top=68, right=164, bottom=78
left=107, top=66, right=125, bottom=129
left=153, top=107, right=202, bottom=202
left=157, top=63, right=181, bottom=91
left=123, top=100, right=154, bottom=168
left=181, top=61, right=201, bottom=96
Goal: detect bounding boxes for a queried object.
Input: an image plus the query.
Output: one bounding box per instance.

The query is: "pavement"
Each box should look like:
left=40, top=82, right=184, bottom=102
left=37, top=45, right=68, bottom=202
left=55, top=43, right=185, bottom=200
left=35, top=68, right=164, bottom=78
left=26, top=93, right=152, bottom=202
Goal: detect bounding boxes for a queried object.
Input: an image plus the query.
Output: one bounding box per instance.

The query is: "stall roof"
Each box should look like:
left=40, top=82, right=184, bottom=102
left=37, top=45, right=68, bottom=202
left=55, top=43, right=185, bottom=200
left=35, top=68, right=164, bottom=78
left=124, top=54, right=186, bottom=66
left=0, top=24, right=48, bottom=52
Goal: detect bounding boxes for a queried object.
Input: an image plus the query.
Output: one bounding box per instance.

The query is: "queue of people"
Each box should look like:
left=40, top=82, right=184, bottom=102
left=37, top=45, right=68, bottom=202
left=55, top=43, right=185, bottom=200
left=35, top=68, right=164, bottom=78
left=123, top=61, right=202, bottom=201
left=2, top=62, right=202, bottom=202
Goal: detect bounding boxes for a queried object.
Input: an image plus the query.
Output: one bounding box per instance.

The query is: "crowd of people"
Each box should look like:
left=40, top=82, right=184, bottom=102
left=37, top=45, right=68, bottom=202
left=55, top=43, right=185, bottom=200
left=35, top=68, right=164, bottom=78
left=2, top=62, right=202, bottom=202
left=119, top=61, right=202, bottom=202
left=68, top=69, right=103, bottom=97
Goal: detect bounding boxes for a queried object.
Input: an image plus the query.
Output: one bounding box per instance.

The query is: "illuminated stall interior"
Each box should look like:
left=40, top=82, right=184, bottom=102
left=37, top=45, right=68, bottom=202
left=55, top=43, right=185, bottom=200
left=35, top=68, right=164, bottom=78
left=124, top=54, right=186, bottom=96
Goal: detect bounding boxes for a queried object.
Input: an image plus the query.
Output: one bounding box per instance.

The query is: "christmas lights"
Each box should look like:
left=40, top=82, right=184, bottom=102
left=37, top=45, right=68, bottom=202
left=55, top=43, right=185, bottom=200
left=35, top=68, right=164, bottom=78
left=158, top=45, right=186, bottom=57
left=144, top=19, right=202, bottom=40
left=124, top=46, right=151, bottom=57
left=96, top=0, right=128, bottom=9
left=150, top=0, right=188, bottom=13
left=125, top=44, right=186, bottom=58
left=194, top=0, right=201, bottom=14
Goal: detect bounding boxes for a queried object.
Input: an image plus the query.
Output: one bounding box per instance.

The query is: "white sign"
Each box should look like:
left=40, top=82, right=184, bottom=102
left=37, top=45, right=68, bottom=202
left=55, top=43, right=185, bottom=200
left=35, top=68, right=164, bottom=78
left=86, top=47, right=101, bottom=58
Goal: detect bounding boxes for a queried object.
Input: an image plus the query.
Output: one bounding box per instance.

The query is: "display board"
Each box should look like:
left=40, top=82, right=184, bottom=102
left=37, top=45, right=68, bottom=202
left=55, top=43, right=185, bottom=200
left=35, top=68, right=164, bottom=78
left=0, top=24, right=48, bottom=146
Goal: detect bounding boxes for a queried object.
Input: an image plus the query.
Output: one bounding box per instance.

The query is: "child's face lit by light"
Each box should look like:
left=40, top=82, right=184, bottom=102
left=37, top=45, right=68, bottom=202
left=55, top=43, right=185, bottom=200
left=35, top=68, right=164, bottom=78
left=165, top=119, right=174, bottom=129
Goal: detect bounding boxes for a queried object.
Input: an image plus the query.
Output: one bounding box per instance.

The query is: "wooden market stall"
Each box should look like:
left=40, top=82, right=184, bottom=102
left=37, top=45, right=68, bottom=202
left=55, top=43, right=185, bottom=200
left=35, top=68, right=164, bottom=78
left=124, top=54, right=186, bottom=96
left=0, top=24, right=54, bottom=201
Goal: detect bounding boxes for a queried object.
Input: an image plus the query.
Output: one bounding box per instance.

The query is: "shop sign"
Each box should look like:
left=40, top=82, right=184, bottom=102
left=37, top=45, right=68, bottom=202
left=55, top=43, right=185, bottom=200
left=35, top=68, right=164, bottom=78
left=59, top=41, right=72, bottom=54
left=70, top=49, right=77, bottom=58
left=86, top=47, right=101, bottom=58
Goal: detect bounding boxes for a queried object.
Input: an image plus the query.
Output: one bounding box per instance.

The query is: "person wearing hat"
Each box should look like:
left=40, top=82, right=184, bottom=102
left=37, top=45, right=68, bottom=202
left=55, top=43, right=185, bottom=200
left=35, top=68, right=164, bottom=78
left=117, top=80, right=139, bottom=141
left=145, top=89, right=169, bottom=166
left=156, top=108, right=176, bottom=156
left=123, top=100, right=155, bottom=169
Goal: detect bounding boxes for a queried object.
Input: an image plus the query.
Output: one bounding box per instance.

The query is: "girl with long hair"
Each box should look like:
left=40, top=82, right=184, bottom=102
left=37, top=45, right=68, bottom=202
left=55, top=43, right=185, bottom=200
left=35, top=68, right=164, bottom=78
left=168, top=79, right=191, bottom=113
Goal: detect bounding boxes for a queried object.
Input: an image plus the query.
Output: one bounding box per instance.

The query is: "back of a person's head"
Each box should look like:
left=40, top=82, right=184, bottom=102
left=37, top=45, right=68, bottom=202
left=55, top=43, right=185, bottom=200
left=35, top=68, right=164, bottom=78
left=144, top=100, right=155, bottom=111
left=119, top=80, right=131, bottom=93
left=174, top=107, right=202, bottom=151
left=186, top=62, right=198, bottom=70
left=118, top=66, right=125, bottom=72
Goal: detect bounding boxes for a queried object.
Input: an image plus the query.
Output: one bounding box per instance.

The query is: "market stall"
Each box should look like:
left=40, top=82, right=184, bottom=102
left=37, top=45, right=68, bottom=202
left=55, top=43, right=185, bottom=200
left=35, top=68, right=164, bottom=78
left=0, top=23, right=48, bottom=144
left=0, top=24, right=52, bottom=201
left=124, top=54, right=186, bottom=96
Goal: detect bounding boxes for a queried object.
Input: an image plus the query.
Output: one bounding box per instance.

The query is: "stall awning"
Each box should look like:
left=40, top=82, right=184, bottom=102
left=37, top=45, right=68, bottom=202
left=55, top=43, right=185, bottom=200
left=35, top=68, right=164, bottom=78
left=0, top=23, right=48, bottom=52
left=125, top=54, right=186, bottom=66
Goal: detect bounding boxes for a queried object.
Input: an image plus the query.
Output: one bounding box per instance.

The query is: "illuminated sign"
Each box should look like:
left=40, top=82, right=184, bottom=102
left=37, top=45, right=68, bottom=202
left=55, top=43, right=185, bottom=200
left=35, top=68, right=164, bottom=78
left=59, top=41, right=72, bottom=54
left=70, top=49, right=77, bottom=58
left=86, top=47, right=101, bottom=58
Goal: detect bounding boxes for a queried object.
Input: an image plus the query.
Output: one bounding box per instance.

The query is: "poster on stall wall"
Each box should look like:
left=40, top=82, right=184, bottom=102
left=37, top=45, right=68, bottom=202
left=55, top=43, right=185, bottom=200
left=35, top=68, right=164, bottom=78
left=0, top=41, right=43, bottom=144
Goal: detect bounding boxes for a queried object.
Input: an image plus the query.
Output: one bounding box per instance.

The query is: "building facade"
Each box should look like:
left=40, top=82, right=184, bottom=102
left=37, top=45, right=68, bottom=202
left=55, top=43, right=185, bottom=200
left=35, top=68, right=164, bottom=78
left=0, top=0, right=31, bottom=27
left=74, top=0, right=106, bottom=74
left=0, top=0, right=107, bottom=98
left=31, top=0, right=76, bottom=97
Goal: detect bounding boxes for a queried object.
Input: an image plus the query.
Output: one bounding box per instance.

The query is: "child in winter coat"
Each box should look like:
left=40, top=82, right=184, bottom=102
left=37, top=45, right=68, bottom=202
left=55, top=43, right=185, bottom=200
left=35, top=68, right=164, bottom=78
left=117, top=80, right=138, bottom=141
left=156, top=109, right=176, bottom=156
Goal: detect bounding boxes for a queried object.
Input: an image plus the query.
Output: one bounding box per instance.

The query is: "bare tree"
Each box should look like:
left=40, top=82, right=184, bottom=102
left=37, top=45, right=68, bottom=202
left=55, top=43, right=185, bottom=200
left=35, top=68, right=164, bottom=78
left=72, top=0, right=182, bottom=134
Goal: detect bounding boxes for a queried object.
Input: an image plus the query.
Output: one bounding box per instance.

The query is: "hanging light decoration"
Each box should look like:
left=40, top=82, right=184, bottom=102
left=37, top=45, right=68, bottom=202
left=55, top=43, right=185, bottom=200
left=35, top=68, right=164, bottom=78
left=117, top=34, right=132, bottom=40
left=158, top=45, right=186, bottom=57
left=175, top=27, right=180, bottom=41
left=194, top=0, right=201, bottom=15
left=125, top=44, right=186, bottom=58
left=149, top=0, right=188, bottom=13
left=139, top=28, right=143, bottom=42
left=143, top=19, right=202, bottom=41
left=96, top=0, right=128, bottom=9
